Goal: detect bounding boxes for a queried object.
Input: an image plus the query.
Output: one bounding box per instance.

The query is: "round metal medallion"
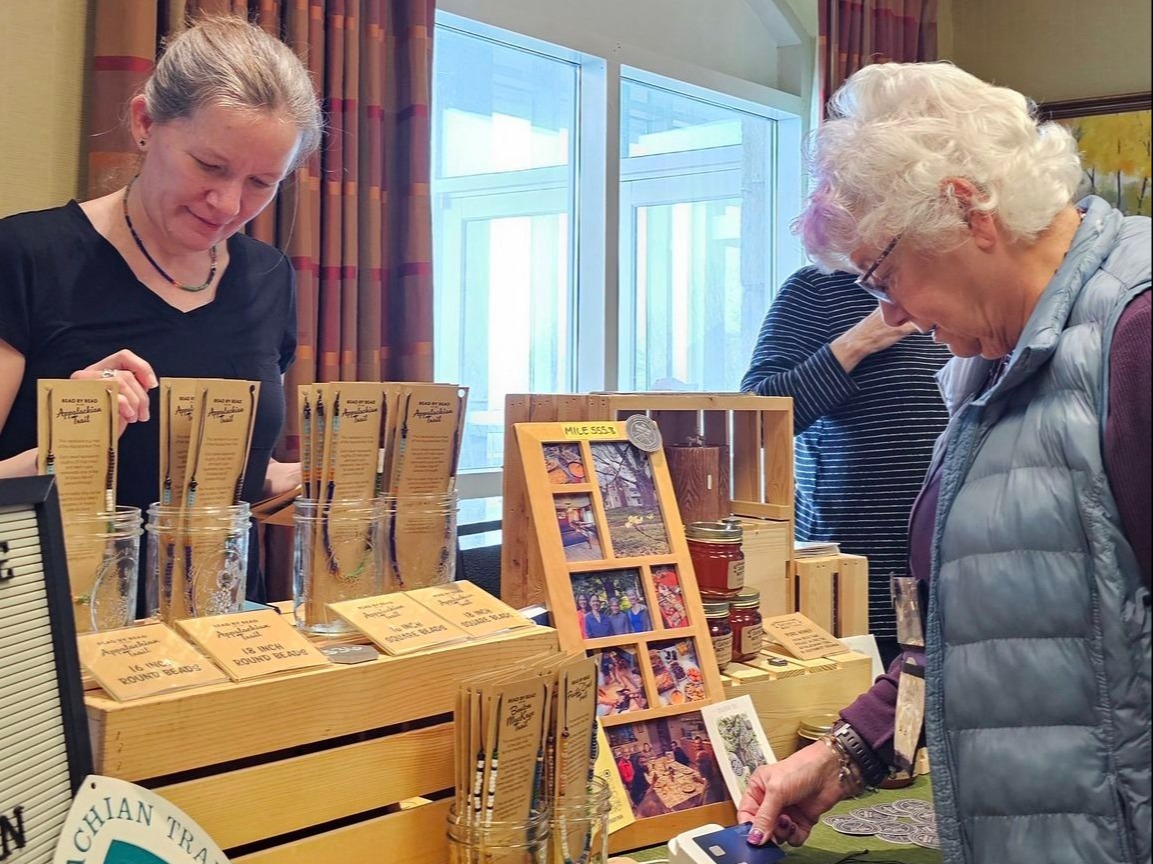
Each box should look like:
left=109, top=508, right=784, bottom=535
left=625, top=415, right=662, bottom=452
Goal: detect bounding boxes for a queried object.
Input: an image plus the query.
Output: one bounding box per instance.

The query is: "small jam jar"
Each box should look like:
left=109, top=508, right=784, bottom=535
left=704, top=601, right=733, bottom=672
left=686, top=521, right=745, bottom=600
left=796, top=713, right=838, bottom=750
left=729, top=587, right=764, bottom=662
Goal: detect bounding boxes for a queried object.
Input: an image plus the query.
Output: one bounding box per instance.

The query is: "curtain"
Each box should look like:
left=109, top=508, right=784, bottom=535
left=819, top=0, right=939, bottom=113
left=86, top=0, right=436, bottom=461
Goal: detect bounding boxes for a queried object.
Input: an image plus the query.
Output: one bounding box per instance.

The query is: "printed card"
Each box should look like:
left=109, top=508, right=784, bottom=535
left=700, top=695, right=777, bottom=807
left=762, top=612, right=845, bottom=660
left=328, top=592, right=470, bottom=655
left=409, top=580, right=535, bottom=640
left=176, top=609, right=329, bottom=681
left=77, top=622, right=228, bottom=701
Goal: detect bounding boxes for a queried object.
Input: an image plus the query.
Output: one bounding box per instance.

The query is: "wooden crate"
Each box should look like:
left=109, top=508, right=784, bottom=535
left=792, top=553, right=870, bottom=638
left=722, top=648, right=873, bottom=759
left=501, top=393, right=795, bottom=610
left=85, top=626, right=560, bottom=863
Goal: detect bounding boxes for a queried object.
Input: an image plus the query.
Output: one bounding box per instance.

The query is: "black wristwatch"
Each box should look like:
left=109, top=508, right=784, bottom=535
left=832, top=720, right=889, bottom=788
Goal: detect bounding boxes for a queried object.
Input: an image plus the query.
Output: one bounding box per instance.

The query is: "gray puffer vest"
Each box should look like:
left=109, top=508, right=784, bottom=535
left=925, top=197, right=1151, bottom=864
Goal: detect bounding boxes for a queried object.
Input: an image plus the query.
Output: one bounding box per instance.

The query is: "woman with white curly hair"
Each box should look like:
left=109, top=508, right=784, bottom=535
left=739, top=62, right=1150, bottom=864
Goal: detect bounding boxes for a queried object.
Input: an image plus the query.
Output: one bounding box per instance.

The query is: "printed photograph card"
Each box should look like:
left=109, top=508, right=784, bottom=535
left=700, top=695, right=777, bottom=807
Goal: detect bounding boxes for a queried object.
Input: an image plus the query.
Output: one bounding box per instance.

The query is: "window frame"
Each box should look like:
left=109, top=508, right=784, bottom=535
left=433, top=9, right=808, bottom=504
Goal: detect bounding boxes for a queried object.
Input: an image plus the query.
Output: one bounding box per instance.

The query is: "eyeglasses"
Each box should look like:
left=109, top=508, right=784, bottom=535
left=854, top=234, right=902, bottom=303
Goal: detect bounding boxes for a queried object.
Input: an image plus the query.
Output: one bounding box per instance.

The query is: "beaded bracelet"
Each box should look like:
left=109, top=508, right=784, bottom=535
left=820, top=733, right=868, bottom=798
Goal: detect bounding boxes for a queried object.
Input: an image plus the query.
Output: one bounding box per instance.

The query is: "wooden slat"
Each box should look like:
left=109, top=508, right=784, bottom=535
left=87, top=628, right=559, bottom=780
left=156, top=723, right=454, bottom=849
left=761, top=405, right=794, bottom=508
left=795, top=556, right=837, bottom=633
left=234, top=798, right=451, bottom=864
left=730, top=501, right=792, bottom=521
left=500, top=394, right=533, bottom=608
left=836, top=554, right=870, bottom=637
left=596, top=393, right=793, bottom=412
left=730, top=410, right=761, bottom=504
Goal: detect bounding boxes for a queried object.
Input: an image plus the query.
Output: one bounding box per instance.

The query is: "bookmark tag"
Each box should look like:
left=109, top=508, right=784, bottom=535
left=893, top=658, right=926, bottom=772
left=891, top=576, right=925, bottom=648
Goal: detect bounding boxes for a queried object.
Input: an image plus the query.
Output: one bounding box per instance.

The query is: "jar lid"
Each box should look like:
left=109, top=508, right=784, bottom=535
left=797, top=713, right=838, bottom=739
left=702, top=601, right=731, bottom=617
left=685, top=521, right=742, bottom=542
left=731, top=588, right=760, bottom=608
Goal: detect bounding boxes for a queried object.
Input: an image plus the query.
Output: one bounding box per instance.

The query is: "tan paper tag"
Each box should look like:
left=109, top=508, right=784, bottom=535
left=78, top=622, right=228, bottom=701
left=488, top=677, right=547, bottom=823
left=893, top=659, right=926, bottom=772
left=37, top=378, right=119, bottom=517
left=763, top=612, right=845, bottom=660
left=390, top=384, right=468, bottom=496
left=176, top=610, right=330, bottom=681
left=408, top=580, right=534, bottom=640
left=323, top=382, right=385, bottom=502
left=159, top=379, right=199, bottom=506
left=559, top=421, right=621, bottom=441
left=182, top=379, right=261, bottom=507
left=328, top=592, right=471, bottom=655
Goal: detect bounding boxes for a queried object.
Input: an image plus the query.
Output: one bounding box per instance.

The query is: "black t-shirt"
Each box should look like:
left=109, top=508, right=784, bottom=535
left=0, top=201, right=296, bottom=526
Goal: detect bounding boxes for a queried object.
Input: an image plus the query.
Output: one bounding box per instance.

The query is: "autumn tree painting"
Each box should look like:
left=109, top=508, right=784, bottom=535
left=590, top=441, right=671, bottom=557
left=1060, top=108, right=1152, bottom=216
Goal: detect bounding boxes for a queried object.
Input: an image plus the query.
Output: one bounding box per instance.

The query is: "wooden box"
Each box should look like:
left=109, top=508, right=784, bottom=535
left=502, top=393, right=795, bottom=610
left=734, top=517, right=790, bottom=618
left=722, top=648, right=873, bottom=759
left=792, top=553, right=869, bottom=638
left=85, top=626, right=560, bottom=863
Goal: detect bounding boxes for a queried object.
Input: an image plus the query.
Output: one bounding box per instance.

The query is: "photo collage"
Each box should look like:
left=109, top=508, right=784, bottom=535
left=520, top=423, right=725, bottom=824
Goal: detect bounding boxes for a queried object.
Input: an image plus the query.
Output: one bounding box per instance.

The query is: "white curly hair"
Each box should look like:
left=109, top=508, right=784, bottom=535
left=795, top=62, right=1084, bottom=271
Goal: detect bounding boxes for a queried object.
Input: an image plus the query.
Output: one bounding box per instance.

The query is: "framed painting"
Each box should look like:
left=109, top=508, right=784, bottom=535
left=1040, top=92, right=1152, bottom=216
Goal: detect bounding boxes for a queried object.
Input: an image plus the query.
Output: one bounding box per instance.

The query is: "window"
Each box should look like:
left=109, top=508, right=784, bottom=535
left=432, top=24, right=579, bottom=479
left=619, top=77, right=777, bottom=392
left=432, top=15, right=805, bottom=517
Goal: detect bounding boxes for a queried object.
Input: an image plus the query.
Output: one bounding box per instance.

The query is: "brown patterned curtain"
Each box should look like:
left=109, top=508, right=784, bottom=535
left=86, top=0, right=436, bottom=460
left=819, top=0, right=939, bottom=114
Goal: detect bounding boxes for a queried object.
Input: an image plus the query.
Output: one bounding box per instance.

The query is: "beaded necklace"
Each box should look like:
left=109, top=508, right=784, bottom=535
left=123, top=176, right=218, bottom=292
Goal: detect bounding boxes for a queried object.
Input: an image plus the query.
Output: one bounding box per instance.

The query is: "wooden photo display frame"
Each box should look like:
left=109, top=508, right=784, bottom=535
left=515, top=421, right=734, bottom=850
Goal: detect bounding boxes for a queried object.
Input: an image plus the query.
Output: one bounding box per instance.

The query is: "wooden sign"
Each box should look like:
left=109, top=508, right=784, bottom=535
left=514, top=421, right=732, bottom=850
left=77, top=622, right=227, bottom=701
left=408, top=580, right=535, bottom=640
left=763, top=612, right=845, bottom=660
left=1, top=477, right=91, bottom=864
left=328, top=592, right=470, bottom=655
left=176, top=610, right=329, bottom=681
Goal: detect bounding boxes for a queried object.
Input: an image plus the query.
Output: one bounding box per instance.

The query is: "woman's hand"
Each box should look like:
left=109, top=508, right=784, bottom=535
left=71, top=349, right=158, bottom=426
left=737, top=739, right=848, bottom=847
left=263, top=459, right=301, bottom=497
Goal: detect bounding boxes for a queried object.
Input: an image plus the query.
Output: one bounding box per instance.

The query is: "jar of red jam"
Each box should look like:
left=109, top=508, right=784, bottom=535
left=729, top=588, right=764, bottom=662
left=686, top=521, right=745, bottom=600
left=704, top=601, right=733, bottom=672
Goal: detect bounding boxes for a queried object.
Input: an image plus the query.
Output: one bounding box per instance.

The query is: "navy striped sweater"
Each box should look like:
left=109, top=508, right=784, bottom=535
left=740, top=267, right=952, bottom=639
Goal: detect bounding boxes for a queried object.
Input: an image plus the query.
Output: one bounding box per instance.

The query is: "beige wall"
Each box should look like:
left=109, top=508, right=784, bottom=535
left=948, top=0, right=1152, bottom=103
left=0, top=0, right=90, bottom=217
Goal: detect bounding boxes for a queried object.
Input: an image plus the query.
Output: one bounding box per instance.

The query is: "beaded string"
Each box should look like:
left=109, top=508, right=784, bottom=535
left=123, top=175, right=218, bottom=292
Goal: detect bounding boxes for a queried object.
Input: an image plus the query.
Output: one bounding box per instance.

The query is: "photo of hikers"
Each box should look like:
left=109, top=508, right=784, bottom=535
left=571, top=569, right=654, bottom=638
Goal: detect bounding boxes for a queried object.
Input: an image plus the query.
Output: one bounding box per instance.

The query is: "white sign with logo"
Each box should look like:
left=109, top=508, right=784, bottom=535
left=53, top=776, right=229, bottom=864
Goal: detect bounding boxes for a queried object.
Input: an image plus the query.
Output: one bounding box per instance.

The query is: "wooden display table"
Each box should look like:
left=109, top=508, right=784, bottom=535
left=85, top=625, right=559, bottom=863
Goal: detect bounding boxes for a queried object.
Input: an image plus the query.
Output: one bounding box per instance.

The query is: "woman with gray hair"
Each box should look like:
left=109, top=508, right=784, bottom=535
left=0, top=17, right=323, bottom=599
left=738, top=62, right=1149, bottom=864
